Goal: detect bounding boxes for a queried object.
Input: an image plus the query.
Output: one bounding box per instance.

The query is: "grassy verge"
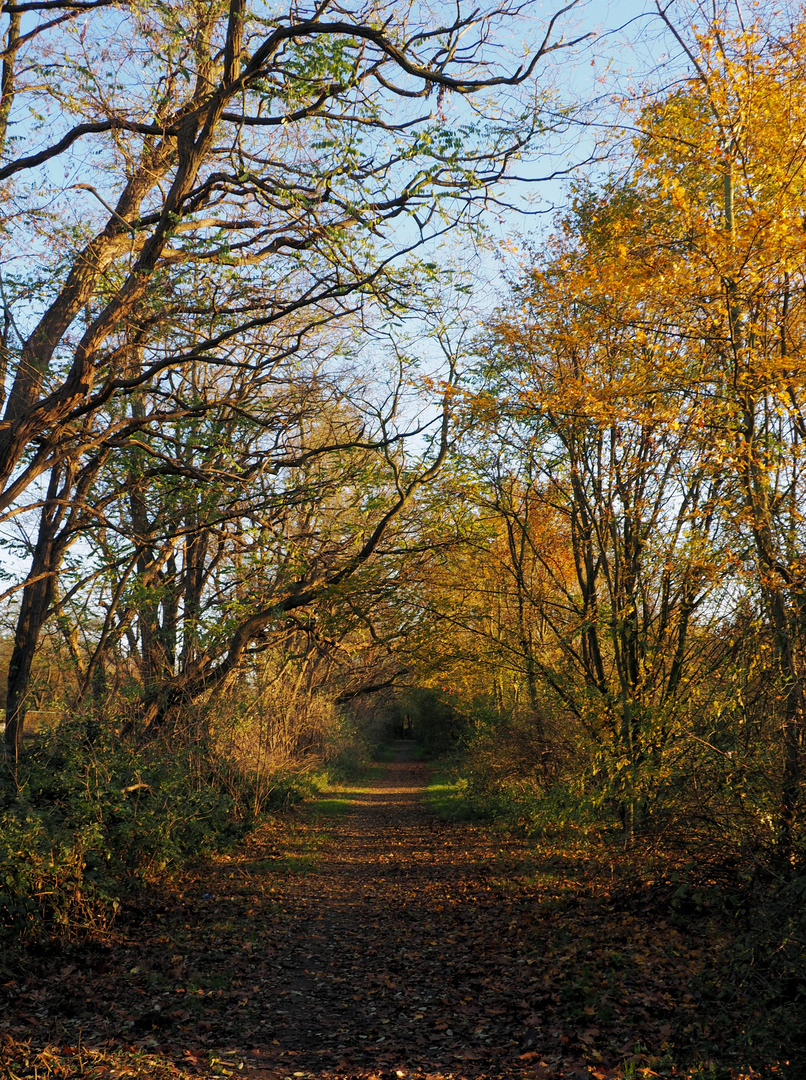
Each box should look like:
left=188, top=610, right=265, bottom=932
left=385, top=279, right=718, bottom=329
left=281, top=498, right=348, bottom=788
left=423, top=767, right=473, bottom=819
left=372, top=744, right=400, bottom=764
left=303, top=795, right=353, bottom=819
left=0, top=1035, right=247, bottom=1079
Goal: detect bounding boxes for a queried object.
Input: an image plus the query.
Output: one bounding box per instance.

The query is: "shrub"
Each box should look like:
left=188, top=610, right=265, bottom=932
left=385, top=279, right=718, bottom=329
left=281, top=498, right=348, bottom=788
left=0, top=718, right=244, bottom=949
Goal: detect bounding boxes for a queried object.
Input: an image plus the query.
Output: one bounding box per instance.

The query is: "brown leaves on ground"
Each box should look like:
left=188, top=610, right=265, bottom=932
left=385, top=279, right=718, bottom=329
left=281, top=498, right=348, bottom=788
left=0, top=749, right=777, bottom=1080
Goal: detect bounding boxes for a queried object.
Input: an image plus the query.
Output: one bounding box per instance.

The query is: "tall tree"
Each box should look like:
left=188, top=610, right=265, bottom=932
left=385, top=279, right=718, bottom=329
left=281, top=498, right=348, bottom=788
left=468, top=0, right=806, bottom=845
left=0, top=0, right=589, bottom=753
left=637, top=2, right=806, bottom=853
left=475, top=228, right=729, bottom=838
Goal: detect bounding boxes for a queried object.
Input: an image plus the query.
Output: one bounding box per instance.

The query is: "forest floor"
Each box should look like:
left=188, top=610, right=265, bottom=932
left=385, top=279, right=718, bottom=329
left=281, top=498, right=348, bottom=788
left=0, top=745, right=774, bottom=1080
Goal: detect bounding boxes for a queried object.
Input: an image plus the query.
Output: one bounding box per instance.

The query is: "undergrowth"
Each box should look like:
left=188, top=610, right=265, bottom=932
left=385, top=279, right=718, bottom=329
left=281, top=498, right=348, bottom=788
left=426, top=754, right=806, bottom=1077
left=0, top=718, right=311, bottom=953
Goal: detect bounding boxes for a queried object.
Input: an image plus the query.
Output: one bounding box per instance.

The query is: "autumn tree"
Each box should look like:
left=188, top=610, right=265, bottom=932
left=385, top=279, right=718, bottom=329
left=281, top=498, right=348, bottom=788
left=464, top=0, right=806, bottom=849
left=0, top=0, right=589, bottom=755
left=633, top=1, right=806, bottom=853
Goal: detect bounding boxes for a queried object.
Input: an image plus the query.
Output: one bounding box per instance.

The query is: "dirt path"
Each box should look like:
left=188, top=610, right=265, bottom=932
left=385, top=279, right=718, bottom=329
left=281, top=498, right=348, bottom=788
left=215, top=745, right=553, bottom=1078
left=1, top=746, right=724, bottom=1080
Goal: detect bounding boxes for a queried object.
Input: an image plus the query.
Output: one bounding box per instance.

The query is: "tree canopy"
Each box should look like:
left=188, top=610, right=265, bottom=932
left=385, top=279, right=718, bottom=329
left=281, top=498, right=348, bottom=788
left=0, top=0, right=588, bottom=754
left=1, top=0, right=804, bottom=895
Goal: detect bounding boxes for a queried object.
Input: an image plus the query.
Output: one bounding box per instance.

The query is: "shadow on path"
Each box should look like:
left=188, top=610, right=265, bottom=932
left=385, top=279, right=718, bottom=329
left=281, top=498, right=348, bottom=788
left=234, top=743, right=547, bottom=1078
left=2, top=742, right=676, bottom=1080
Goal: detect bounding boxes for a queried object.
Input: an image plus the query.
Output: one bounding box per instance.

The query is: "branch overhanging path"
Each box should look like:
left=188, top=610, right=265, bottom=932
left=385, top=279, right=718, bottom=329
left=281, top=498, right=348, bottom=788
left=1, top=746, right=730, bottom=1079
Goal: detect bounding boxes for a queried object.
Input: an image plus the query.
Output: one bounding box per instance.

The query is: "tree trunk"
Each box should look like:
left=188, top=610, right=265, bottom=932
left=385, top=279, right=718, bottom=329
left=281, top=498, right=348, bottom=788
left=4, top=467, right=70, bottom=759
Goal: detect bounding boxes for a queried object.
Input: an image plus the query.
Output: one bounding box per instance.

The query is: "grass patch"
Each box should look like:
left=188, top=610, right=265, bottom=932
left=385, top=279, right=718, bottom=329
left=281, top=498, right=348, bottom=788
left=271, top=852, right=318, bottom=874
left=423, top=769, right=473, bottom=818
left=304, top=796, right=352, bottom=818
left=354, top=762, right=385, bottom=781
left=373, top=744, right=400, bottom=763
left=410, top=743, right=433, bottom=761
left=313, top=760, right=384, bottom=789
left=0, top=1037, right=230, bottom=1079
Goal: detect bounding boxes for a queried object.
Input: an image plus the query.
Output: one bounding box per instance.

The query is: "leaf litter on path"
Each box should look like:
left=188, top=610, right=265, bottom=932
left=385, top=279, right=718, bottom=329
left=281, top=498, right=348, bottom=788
left=0, top=746, right=765, bottom=1079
